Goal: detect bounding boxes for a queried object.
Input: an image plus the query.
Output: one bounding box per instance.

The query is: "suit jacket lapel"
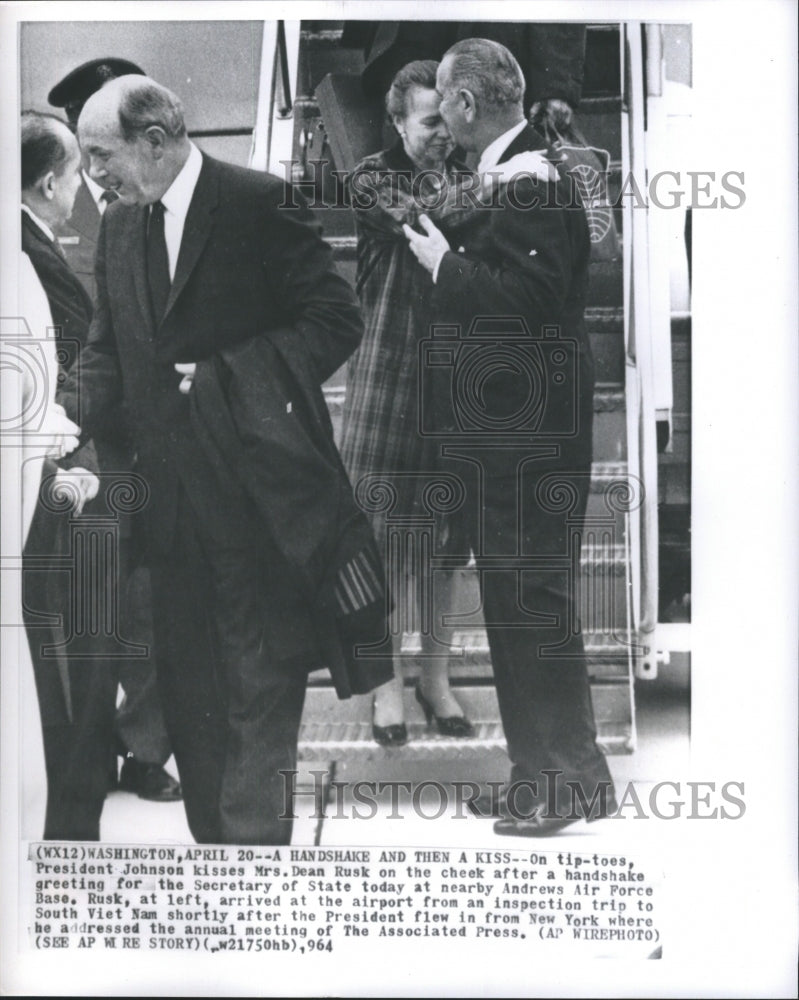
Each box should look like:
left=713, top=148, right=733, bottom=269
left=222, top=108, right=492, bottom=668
left=161, top=157, right=218, bottom=325
left=22, top=210, right=80, bottom=284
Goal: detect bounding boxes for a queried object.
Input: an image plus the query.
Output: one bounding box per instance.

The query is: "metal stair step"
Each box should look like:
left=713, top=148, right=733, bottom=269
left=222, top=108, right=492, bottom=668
left=395, top=630, right=640, bottom=676
left=300, top=25, right=345, bottom=46
left=298, top=679, right=634, bottom=761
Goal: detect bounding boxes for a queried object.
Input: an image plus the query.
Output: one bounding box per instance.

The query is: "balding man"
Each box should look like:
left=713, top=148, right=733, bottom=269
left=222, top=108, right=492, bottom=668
left=58, top=75, right=373, bottom=844
left=48, top=56, right=181, bottom=808
left=21, top=111, right=114, bottom=839
left=406, top=39, right=617, bottom=836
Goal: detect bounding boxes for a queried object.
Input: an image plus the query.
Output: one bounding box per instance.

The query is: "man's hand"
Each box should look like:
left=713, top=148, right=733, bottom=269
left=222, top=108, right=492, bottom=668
left=174, top=362, right=196, bottom=395
left=52, top=467, right=100, bottom=515
left=402, top=214, right=450, bottom=277
left=42, top=404, right=81, bottom=459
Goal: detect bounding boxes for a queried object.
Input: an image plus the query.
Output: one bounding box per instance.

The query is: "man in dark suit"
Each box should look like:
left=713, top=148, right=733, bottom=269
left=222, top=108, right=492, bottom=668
left=59, top=75, right=367, bottom=844
left=405, top=38, right=616, bottom=836
left=48, top=58, right=181, bottom=804
left=20, top=112, right=99, bottom=528
left=21, top=110, right=115, bottom=839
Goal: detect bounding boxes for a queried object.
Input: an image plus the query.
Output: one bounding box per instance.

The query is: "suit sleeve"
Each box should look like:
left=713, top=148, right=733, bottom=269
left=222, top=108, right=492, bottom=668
left=432, top=176, right=579, bottom=333
left=264, top=182, right=364, bottom=384
left=58, top=438, right=99, bottom=475
left=57, top=215, right=124, bottom=439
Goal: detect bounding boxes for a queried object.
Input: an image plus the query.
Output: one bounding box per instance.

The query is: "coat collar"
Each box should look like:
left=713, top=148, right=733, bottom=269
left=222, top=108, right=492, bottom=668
left=21, top=207, right=57, bottom=250
left=498, top=123, right=549, bottom=164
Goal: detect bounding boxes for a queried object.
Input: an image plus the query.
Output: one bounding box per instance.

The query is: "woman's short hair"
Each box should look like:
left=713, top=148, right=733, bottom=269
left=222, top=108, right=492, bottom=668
left=386, top=60, right=440, bottom=119
left=440, top=38, right=524, bottom=110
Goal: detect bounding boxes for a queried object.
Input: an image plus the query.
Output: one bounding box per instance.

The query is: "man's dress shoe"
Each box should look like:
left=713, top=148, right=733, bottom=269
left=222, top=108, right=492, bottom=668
left=493, top=792, right=618, bottom=837
left=468, top=788, right=508, bottom=818
left=118, top=755, right=182, bottom=802
left=493, top=812, right=581, bottom=837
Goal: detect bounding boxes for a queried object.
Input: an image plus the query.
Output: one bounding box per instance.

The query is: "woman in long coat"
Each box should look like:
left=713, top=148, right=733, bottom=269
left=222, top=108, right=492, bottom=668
left=340, top=61, right=478, bottom=745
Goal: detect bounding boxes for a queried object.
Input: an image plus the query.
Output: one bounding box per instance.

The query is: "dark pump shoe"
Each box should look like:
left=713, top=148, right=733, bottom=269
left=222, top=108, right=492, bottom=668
left=372, top=722, right=409, bottom=748
left=414, top=682, right=474, bottom=738
left=118, top=755, right=183, bottom=802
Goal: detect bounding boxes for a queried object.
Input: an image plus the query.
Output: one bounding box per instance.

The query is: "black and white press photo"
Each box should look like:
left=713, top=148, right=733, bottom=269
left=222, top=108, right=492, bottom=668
left=0, top=2, right=796, bottom=996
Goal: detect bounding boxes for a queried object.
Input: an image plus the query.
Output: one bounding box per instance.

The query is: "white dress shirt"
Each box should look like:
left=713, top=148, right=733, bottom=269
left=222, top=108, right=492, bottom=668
left=83, top=170, right=114, bottom=214
left=159, top=142, right=203, bottom=281
left=477, top=119, right=528, bottom=176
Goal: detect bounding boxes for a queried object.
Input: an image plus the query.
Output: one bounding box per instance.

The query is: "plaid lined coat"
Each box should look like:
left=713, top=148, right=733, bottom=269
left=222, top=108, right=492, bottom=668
left=340, top=143, right=477, bottom=553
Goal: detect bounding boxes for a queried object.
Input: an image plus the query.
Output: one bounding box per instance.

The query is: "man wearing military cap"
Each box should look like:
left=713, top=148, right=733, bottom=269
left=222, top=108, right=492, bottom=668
left=48, top=57, right=181, bottom=806
left=49, top=57, right=145, bottom=128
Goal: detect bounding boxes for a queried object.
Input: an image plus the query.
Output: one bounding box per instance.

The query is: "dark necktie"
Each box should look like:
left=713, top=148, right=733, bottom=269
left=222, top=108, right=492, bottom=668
left=146, top=200, right=170, bottom=324
left=101, top=189, right=118, bottom=207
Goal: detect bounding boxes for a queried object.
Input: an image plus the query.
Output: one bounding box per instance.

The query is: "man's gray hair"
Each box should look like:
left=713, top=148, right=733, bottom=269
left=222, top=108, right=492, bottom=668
left=118, top=79, right=187, bottom=141
left=440, top=38, right=525, bottom=110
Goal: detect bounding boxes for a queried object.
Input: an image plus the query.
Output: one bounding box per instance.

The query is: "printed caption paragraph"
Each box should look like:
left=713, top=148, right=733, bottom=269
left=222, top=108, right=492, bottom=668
left=26, top=845, right=662, bottom=958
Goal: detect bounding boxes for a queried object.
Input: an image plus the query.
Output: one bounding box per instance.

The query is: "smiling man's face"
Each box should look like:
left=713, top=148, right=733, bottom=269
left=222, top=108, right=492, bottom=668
left=78, top=108, right=162, bottom=206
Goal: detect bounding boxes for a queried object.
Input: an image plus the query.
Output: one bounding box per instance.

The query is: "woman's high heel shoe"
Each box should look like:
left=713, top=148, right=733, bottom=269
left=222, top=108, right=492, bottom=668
left=372, top=721, right=408, bottom=747
left=372, top=693, right=408, bottom=747
left=414, top=682, right=474, bottom=738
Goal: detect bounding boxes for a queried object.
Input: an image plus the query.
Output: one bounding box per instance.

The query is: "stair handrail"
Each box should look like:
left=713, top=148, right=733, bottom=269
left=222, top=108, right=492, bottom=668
left=275, top=21, right=294, bottom=119
left=250, top=21, right=301, bottom=175
left=622, top=23, right=660, bottom=677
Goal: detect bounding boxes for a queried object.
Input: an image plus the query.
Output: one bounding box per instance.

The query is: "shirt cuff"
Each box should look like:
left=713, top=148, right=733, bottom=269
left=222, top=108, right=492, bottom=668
left=432, top=248, right=447, bottom=284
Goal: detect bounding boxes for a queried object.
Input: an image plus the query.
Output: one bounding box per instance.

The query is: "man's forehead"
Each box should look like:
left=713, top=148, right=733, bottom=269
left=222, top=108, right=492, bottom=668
left=78, top=116, right=122, bottom=148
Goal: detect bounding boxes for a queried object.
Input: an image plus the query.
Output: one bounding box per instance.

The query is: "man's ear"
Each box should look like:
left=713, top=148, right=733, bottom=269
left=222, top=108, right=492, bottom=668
left=40, top=171, right=57, bottom=202
left=460, top=89, right=477, bottom=124
left=143, top=125, right=167, bottom=158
